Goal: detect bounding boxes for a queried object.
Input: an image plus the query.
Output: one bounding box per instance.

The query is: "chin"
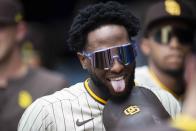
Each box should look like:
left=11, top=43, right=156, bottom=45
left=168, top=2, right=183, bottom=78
left=164, top=68, right=184, bottom=77
left=110, top=87, right=131, bottom=100
left=110, top=91, right=131, bottom=102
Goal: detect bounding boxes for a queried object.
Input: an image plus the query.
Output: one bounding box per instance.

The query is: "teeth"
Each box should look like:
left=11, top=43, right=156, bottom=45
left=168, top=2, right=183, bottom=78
left=110, top=76, right=124, bottom=81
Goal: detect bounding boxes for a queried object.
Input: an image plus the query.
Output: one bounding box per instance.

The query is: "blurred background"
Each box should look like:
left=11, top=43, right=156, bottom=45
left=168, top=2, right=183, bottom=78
left=20, top=0, right=196, bottom=85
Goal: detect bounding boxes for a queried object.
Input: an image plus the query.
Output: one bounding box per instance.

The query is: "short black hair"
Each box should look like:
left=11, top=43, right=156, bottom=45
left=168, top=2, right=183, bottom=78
left=67, top=1, right=140, bottom=52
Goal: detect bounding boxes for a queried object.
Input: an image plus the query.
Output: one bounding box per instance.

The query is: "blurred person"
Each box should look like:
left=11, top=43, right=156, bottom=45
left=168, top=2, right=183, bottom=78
left=18, top=1, right=181, bottom=131
left=135, top=0, right=195, bottom=102
left=0, top=0, right=68, bottom=130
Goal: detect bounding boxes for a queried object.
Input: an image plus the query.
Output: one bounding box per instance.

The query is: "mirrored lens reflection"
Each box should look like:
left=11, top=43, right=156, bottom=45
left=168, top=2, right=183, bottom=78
left=84, top=43, right=136, bottom=69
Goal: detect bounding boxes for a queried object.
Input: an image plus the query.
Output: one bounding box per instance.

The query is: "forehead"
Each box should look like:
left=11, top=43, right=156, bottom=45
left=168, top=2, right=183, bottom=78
left=85, top=24, right=129, bottom=52
left=151, top=19, right=191, bottom=30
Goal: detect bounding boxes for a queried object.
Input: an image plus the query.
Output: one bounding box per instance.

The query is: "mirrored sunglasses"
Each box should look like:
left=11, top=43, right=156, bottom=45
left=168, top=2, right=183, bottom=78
left=83, top=43, right=136, bottom=70
left=151, top=25, right=194, bottom=45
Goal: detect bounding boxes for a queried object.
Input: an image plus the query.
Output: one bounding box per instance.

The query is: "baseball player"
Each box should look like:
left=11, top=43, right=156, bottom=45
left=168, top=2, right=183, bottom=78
left=0, top=0, right=68, bottom=130
left=135, top=0, right=195, bottom=102
left=18, top=1, right=180, bottom=131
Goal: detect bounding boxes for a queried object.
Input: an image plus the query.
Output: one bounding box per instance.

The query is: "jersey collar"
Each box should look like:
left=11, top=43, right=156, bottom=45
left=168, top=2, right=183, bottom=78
left=148, top=68, right=180, bottom=99
left=84, top=78, right=107, bottom=105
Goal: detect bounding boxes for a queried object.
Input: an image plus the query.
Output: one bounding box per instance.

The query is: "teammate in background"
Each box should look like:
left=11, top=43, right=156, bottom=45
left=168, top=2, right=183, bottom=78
left=135, top=0, right=195, bottom=102
left=18, top=1, right=180, bottom=131
left=0, top=0, right=68, bottom=130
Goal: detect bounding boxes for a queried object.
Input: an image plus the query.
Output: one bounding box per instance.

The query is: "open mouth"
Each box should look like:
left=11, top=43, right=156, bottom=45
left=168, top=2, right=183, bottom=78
left=110, top=76, right=124, bottom=81
left=109, top=76, right=125, bottom=93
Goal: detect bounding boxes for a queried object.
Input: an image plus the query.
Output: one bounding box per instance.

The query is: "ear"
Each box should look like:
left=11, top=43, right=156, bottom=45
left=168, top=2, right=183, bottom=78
left=16, top=21, right=27, bottom=42
left=140, top=38, right=151, bottom=56
left=77, top=52, right=89, bottom=69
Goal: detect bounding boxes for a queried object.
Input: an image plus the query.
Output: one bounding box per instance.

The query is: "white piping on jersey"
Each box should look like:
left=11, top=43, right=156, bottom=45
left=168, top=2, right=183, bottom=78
left=84, top=78, right=107, bottom=105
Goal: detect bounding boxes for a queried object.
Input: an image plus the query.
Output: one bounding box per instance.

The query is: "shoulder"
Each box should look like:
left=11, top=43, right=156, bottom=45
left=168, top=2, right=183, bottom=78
left=18, top=82, right=86, bottom=131
left=135, top=66, right=151, bottom=84
left=142, top=86, right=181, bottom=117
left=26, top=68, right=68, bottom=91
left=52, top=82, right=86, bottom=100
left=135, top=66, right=160, bottom=91
left=135, top=66, right=148, bottom=74
left=139, top=85, right=179, bottom=104
left=132, top=86, right=162, bottom=102
left=20, top=82, right=85, bottom=119
left=39, top=82, right=85, bottom=102
left=30, top=68, right=67, bottom=83
left=147, top=86, right=179, bottom=103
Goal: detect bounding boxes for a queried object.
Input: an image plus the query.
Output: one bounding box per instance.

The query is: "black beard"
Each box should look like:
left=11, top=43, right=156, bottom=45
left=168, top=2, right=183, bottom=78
left=163, top=68, right=184, bottom=78
left=89, top=67, right=135, bottom=101
left=90, top=73, right=110, bottom=95
left=111, top=70, right=135, bottom=102
left=163, top=68, right=186, bottom=95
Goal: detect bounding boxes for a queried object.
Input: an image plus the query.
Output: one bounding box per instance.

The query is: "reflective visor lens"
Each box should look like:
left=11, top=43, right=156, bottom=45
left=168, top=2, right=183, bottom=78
left=84, top=43, right=136, bottom=69
left=153, top=25, right=194, bottom=45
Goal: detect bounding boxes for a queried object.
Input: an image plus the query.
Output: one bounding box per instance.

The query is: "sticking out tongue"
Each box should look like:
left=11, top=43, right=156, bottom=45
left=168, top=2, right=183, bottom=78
left=110, top=79, right=125, bottom=93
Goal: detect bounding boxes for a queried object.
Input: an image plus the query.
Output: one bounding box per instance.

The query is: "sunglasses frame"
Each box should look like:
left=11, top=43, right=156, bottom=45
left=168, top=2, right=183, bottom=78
left=83, top=43, right=137, bottom=70
left=150, top=25, right=194, bottom=45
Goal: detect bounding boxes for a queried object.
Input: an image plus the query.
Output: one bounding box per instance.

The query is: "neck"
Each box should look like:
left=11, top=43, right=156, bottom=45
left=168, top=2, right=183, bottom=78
left=149, top=62, right=185, bottom=96
left=86, top=78, right=110, bottom=104
left=0, top=49, right=26, bottom=86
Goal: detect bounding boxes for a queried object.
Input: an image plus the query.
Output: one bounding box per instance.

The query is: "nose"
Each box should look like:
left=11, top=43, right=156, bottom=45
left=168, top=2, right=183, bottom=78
left=169, top=37, right=181, bottom=48
left=110, top=58, right=124, bottom=73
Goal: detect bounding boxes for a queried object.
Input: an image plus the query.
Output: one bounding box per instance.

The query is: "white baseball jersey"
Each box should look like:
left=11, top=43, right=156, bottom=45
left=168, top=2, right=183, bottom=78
left=18, top=79, right=105, bottom=131
left=18, top=77, right=181, bottom=131
left=135, top=66, right=182, bottom=116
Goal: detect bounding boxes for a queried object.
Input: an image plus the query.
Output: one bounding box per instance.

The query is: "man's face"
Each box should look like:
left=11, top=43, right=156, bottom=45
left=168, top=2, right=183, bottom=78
left=79, top=24, right=135, bottom=97
left=0, top=24, right=17, bottom=63
left=142, top=20, right=192, bottom=76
